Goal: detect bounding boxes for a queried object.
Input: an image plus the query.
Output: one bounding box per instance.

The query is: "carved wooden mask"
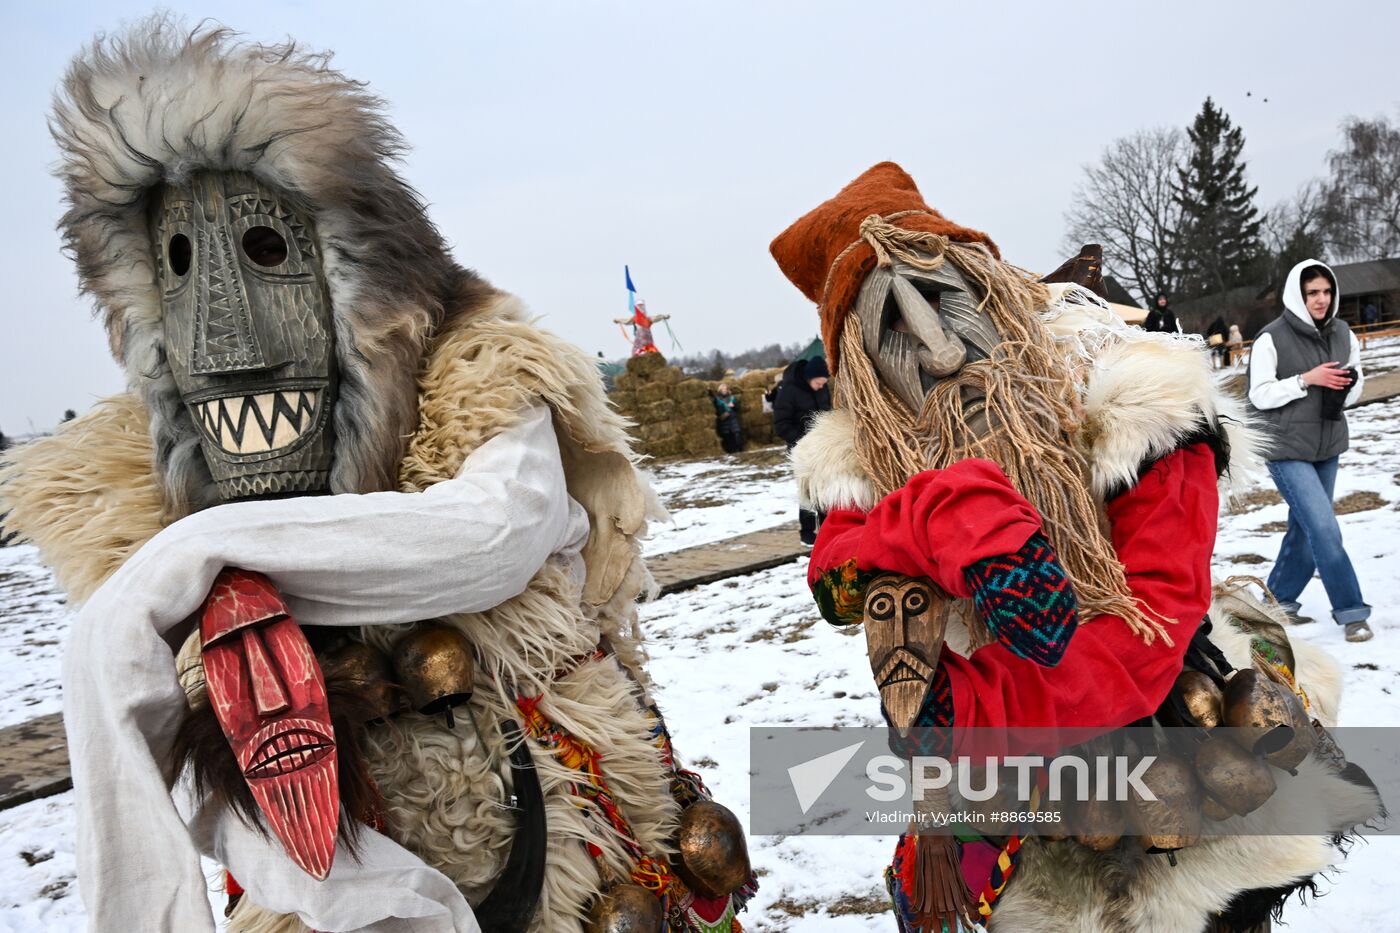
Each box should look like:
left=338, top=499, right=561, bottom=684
left=853, top=257, right=1000, bottom=413
left=864, top=573, right=951, bottom=734
left=200, top=569, right=340, bottom=879
left=152, top=171, right=338, bottom=501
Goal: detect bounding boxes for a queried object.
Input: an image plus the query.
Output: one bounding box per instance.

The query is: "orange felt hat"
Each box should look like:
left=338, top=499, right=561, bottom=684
left=769, top=162, right=999, bottom=373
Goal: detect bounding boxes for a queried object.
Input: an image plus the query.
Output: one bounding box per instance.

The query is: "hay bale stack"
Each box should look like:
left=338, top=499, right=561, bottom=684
left=627, top=352, right=667, bottom=378
left=605, top=352, right=722, bottom=460
left=683, top=432, right=722, bottom=457
left=641, top=399, right=675, bottom=423
left=606, top=353, right=787, bottom=459
left=673, top=379, right=710, bottom=401
left=635, top=381, right=674, bottom=406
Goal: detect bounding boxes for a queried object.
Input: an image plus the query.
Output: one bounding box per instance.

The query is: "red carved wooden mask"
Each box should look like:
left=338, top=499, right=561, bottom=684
left=200, top=568, right=340, bottom=879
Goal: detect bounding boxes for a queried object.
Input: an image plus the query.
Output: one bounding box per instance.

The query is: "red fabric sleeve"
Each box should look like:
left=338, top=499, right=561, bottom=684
left=808, top=458, right=1043, bottom=598
left=942, top=444, right=1218, bottom=737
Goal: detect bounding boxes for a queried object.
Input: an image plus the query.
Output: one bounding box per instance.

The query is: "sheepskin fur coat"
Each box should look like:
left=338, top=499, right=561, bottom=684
left=3, top=291, right=681, bottom=933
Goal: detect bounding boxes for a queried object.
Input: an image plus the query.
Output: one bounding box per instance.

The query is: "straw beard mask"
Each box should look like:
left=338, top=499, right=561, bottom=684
left=835, top=242, right=1162, bottom=643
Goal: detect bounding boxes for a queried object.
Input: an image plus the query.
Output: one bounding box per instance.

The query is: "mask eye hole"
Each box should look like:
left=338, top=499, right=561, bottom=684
left=242, top=226, right=288, bottom=267
left=868, top=593, right=896, bottom=620
left=168, top=234, right=191, bottom=276
left=881, top=296, right=911, bottom=336
left=913, top=285, right=943, bottom=313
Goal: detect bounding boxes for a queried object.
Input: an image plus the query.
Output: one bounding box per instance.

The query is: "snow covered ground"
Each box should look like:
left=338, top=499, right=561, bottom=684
left=3, top=390, right=1399, bottom=930
left=641, top=446, right=798, bottom=555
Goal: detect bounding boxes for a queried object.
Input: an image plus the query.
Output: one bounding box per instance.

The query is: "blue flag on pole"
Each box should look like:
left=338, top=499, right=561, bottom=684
left=625, top=265, right=637, bottom=295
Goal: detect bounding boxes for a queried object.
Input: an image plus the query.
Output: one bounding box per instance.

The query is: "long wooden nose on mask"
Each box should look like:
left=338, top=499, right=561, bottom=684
left=242, top=626, right=293, bottom=716
left=889, top=276, right=965, bottom=377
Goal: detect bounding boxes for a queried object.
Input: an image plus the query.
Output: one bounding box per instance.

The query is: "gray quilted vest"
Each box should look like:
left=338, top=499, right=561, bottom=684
left=1248, top=310, right=1353, bottom=462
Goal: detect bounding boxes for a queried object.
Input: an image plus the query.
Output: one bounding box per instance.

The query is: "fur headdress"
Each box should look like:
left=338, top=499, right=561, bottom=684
left=51, top=17, right=494, bottom=512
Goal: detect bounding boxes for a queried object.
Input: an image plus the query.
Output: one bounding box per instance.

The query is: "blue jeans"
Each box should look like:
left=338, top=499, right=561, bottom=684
left=1266, top=457, right=1371, bottom=625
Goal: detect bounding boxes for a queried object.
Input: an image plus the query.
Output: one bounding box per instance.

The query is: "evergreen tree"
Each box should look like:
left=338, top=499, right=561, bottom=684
left=1272, top=226, right=1327, bottom=290
left=1173, top=98, right=1265, bottom=298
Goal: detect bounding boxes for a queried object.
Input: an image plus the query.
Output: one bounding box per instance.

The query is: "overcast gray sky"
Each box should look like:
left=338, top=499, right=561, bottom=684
left=2, top=0, right=1397, bottom=433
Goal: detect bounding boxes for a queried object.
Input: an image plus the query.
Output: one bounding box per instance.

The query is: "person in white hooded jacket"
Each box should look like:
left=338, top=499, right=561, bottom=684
left=1246, top=258, right=1373, bottom=641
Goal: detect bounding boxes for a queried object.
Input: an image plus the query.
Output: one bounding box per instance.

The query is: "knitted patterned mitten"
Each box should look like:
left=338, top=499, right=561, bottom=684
left=963, top=532, right=1079, bottom=667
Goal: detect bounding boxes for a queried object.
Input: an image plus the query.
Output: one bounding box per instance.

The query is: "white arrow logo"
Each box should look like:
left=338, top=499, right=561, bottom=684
left=787, top=740, right=865, bottom=814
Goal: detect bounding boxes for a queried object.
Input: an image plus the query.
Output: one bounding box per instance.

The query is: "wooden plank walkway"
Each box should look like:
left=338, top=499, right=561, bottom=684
left=0, top=522, right=808, bottom=811
left=0, top=713, right=68, bottom=810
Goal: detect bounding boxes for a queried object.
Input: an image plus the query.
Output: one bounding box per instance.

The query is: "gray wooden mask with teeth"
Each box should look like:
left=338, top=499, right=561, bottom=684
left=152, top=171, right=338, bottom=500
left=853, top=258, right=1000, bottom=413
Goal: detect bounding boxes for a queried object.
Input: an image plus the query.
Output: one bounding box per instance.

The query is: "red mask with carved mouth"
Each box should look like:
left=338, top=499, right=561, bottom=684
left=200, top=569, right=339, bottom=879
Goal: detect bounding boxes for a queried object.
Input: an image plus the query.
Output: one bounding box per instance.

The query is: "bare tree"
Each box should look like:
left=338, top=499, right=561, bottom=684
left=1262, top=180, right=1328, bottom=283
left=1262, top=181, right=1326, bottom=252
left=1320, top=114, right=1400, bottom=261
left=1063, top=127, right=1186, bottom=305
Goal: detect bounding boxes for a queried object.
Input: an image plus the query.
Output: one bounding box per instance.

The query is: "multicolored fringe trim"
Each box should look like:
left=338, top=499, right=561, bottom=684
left=515, top=693, right=674, bottom=892
left=886, top=775, right=1041, bottom=930
left=514, top=690, right=755, bottom=932
left=885, top=829, right=1024, bottom=931
left=647, top=704, right=760, bottom=927
left=1251, top=636, right=1312, bottom=711
left=964, top=532, right=1078, bottom=667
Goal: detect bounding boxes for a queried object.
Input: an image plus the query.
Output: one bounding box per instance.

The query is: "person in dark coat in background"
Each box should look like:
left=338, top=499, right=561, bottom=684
left=1144, top=293, right=1183, bottom=333
left=712, top=383, right=744, bottom=453
left=773, top=356, right=832, bottom=544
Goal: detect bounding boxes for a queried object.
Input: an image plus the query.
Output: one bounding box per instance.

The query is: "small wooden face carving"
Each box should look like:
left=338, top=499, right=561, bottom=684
left=864, top=573, right=950, bottom=733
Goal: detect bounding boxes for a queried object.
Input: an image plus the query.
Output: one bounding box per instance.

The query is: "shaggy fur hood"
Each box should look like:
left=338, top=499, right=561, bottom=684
left=51, top=18, right=494, bottom=509
left=794, top=284, right=1266, bottom=512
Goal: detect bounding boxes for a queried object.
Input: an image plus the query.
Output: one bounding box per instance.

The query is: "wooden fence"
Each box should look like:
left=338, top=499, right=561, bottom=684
left=1227, top=319, right=1400, bottom=367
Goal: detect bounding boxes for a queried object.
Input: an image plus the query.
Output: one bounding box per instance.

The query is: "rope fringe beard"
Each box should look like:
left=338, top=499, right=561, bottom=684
left=831, top=240, right=1170, bottom=645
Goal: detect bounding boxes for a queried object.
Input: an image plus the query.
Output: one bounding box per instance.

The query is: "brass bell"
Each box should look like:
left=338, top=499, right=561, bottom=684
left=1201, top=794, right=1233, bottom=822
left=1262, top=684, right=1316, bottom=774
left=320, top=639, right=402, bottom=722
left=584, top=883, right=664, bottom=933
left=1127, top=751, right=1202, bottom=859
left=1071, top=736, right=1123, bottom=851
left=1194, top=734, right=1276, bottom=817
left=672, top=800, right=751, bottom=899
left=1073, top=796, right=1124, bottom=852
left=1222, top=669, right=1294, bottom=757
left=1176, top=671, right=1224, bottom=729
left=391, top=623, right=475, bottom=729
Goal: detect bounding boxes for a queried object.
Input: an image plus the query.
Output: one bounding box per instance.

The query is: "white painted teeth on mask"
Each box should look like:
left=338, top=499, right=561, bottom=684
left=199, top=389, right=318, bottom=454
